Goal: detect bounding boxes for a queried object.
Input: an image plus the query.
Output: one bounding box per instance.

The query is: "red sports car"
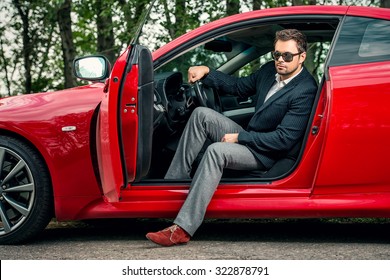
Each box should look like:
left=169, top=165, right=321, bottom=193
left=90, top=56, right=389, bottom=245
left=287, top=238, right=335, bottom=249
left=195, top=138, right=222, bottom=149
left=0, top=5, right=389, bottom=244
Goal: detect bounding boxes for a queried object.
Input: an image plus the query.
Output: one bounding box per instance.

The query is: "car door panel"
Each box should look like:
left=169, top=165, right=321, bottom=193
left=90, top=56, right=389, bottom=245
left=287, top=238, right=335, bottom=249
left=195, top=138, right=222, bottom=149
left=314, top=15, right=390, bottom=195
left=220, top=95, right=257, bottom=126
left=119, top=45, right=154, bottom=183
left=97, top=45, right=153, bottom=202
left=96, top=49, right=129, bottom=202
left=314, top=61, right=390, bottom=195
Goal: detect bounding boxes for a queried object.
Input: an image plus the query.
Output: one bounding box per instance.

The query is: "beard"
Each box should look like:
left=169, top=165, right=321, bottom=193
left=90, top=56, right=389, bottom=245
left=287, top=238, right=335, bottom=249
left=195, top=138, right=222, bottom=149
left=275, top=62, right=301, bottom=80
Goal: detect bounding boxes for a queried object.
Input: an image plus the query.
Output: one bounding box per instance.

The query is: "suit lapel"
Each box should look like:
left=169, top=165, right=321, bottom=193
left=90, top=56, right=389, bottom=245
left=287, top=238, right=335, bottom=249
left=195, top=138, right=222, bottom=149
left=264, top=82, right=295, bottom=106
left=257, top=69, right=277, bottom=105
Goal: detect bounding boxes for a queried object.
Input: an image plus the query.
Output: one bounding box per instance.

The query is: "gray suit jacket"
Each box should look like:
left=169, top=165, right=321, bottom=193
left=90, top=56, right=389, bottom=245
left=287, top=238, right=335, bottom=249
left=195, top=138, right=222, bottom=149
left=203, top=61, right=318, bottom=169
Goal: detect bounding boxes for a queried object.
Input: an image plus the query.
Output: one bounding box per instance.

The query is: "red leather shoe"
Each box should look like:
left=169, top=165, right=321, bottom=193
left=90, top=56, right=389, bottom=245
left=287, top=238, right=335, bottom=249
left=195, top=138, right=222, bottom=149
left=146, top=225, right=190, bottom=246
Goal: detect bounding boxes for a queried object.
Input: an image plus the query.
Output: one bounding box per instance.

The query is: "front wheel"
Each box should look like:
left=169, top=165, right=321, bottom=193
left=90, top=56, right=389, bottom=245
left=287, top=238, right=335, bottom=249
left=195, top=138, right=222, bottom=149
left=0, top=136, right=53, bottom=244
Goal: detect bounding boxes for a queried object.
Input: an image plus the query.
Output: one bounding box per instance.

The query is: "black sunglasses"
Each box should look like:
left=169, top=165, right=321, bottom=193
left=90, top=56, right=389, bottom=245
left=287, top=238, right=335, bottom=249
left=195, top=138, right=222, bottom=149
left=271, top=51, right=302, bottom=62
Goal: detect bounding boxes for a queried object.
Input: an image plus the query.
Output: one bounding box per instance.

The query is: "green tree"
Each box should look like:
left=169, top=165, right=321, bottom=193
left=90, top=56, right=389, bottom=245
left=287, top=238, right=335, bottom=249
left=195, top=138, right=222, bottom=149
left=12, top=0, right=34, bottom=93
left=0, top=27, right=13, bottom=96
left=380, top=0, right=390, bottom=7
left=9, top=0, right=63, bottom=94
left=96, top=0, right=116, bottom=64
left=57, top=0, right=77, bottom=88
left=253, top=0, right=262, bottom=10
left=117, top=0, right=149, bottom=48
left=226, top=0, right=240, bottom=15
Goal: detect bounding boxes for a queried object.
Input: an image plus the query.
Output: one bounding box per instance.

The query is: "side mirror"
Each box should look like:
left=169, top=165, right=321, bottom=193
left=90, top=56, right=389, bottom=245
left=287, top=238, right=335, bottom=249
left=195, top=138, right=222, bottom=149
left=73, top=55, right=111, bottom=81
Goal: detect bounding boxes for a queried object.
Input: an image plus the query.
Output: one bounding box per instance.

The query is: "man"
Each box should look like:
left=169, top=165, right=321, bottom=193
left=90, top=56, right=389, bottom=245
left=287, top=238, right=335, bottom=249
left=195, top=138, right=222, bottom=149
left=146, top=29, right=318, bottom=246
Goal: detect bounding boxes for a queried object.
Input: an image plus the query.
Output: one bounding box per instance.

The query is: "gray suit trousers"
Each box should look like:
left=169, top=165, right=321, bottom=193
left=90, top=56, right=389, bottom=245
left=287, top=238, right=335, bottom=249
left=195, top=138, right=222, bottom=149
left=165, top=107, right=264, bottom=236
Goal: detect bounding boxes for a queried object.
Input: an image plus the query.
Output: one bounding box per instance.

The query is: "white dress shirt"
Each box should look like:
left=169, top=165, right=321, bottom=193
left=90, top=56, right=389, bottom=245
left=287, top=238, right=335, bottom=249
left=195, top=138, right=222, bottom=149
left=264, top=68, right=303, bottom=103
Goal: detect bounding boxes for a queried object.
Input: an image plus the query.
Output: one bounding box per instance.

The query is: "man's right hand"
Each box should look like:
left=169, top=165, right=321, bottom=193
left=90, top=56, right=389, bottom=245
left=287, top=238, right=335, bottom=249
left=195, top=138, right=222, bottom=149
left=188, top=66, right=210, bottom=83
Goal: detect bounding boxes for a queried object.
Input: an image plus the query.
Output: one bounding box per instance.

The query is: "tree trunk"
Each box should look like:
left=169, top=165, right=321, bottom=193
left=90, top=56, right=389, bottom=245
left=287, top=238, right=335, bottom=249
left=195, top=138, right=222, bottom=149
left=96, top=0, right=116, bottom=64
left=174, top=0, right=186, bottom=38
left=292, top=0, right=303, bottom=5
left=12, top=0, right=32, bottom=94
left=253, top=0, right=262, bottom=10
left=292, top=0, right=316, bottom=5
left=0, top=35, right=12, bottom=96
left=162, top=0, right=187, bottom=40
left=226, top=0, right=240, bottom=16
left=118, top=0, right=148, bottom=46
left=381, top=0, right=390, bottom=8
left=57, top=0, right=77, bottom=88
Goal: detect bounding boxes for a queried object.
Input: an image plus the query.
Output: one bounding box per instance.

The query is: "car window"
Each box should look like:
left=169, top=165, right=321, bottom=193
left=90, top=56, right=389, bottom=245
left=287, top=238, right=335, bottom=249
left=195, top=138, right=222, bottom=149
left=156, top=20, right=339, bottom=83
left=155, top=37, right=249, bottom=77
left=155, top=24, right=279, bottom=79
left=359, top=21, right=390, bottom=58
left=330, top=16, right=390, bottom=66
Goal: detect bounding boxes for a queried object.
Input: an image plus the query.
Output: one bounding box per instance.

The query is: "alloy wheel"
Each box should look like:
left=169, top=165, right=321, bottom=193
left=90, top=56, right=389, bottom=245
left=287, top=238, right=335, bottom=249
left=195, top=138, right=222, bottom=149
left=0, top=147, right=35, bottom=236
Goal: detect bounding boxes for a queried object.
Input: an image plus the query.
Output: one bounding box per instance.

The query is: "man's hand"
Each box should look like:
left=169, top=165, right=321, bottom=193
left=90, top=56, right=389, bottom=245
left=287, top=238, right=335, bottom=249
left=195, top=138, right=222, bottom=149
left=188, top=66, right=210, bottom=83
left=221, top=133, right=239, bottom=143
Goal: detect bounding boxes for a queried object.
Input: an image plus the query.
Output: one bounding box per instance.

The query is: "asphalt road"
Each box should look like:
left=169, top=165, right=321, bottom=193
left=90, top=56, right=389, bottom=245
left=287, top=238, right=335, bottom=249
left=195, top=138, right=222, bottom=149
left=1, top=218, right=390, bottom=260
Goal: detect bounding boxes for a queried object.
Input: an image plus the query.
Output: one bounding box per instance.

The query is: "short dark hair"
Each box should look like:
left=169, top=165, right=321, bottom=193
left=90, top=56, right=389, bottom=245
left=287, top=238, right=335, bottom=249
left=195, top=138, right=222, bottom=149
left=274, top=29, right=307, bottom=53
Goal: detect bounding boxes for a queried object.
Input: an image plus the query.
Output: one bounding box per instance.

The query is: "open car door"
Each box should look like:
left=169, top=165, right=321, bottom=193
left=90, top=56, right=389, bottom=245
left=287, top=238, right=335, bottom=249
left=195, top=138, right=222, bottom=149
left=97, top=44, right=154, bottom=202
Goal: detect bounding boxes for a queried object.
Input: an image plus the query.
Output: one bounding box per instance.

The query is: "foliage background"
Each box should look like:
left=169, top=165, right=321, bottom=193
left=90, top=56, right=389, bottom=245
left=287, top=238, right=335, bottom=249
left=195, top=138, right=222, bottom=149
left=0, top=0, right=389, bottom=96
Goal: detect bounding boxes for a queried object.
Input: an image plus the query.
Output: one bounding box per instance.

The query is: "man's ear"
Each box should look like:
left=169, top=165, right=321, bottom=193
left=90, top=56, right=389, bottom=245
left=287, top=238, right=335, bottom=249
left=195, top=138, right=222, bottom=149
left=299, top=52, right=306, bottom=65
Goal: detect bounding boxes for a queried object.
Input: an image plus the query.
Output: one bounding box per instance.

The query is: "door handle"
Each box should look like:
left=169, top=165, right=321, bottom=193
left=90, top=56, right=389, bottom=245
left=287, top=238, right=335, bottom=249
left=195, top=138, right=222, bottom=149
left=238, top=97, right=253, bottom=105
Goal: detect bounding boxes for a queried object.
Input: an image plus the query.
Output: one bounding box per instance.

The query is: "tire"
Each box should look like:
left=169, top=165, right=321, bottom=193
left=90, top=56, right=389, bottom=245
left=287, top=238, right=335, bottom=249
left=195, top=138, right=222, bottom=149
left=0, top=136, right=53, bottom=244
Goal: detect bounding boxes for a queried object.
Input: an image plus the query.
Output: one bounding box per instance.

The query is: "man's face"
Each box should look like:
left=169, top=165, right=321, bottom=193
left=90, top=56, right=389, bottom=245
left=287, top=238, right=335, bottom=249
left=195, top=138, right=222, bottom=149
left=273, top=39, right=306, bottom=80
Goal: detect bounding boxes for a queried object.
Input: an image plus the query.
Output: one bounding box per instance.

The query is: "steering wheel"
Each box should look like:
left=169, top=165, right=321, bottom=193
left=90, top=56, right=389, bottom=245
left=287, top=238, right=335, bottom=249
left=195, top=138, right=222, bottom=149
left=193, top=81, right=221, bottom=112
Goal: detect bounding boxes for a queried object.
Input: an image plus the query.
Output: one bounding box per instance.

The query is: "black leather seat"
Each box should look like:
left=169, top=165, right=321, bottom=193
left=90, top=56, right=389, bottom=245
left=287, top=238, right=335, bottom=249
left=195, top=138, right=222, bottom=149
left=222, top=140, right=302, bottom=179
